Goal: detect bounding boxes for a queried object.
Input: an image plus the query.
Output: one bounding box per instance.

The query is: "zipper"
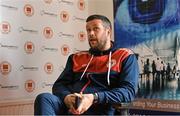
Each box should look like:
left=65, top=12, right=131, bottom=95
left=80, top=73, right=91, bottom=92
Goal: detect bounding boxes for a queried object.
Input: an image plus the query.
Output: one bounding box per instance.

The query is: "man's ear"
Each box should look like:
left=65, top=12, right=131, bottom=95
left=107, top=28, right=112, bottom=35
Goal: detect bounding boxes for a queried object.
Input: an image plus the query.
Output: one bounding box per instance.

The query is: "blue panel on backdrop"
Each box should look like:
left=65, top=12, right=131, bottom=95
left=113, top=0, right=180, bottom=114
left=114, top=0, right=180, bottom=48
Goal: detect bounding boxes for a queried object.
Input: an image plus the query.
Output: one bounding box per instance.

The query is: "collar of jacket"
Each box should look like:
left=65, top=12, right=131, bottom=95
left=89, top=41, right=114, bottom=56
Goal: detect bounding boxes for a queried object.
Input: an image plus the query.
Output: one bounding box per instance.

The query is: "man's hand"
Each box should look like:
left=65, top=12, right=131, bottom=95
left=64, top=93, right=94, bottom=115
left=74, top=93, right=94, bottom=114
left=63, top=94, right=79, bottom=114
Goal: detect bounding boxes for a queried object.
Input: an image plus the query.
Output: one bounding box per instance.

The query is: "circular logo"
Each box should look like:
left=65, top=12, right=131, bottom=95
left=0, top=21, right=11, bottom=34
left=24, top=4, right=34, bottom=17
left=61, top=44, right=70, bottom=56
left=78, top=0, right=85, bottom=11
left=25, top=80, right=35, bottom=92
left=106, top=59, right=116, bottom=68
left=44, top=62, right=53, bottom=74
left=43, top=27, right=53, bottom=39
left=60, top=11, right=69, bottom=22
left=0, top=61, right=11, bottom=75
left=24, top=41, right=35, bottom=54
left=78, top=31, right=86, bottom=42
left=44, top=0, right=52, bottom=4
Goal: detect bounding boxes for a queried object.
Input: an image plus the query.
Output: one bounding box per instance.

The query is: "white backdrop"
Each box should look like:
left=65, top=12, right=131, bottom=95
left=0, top=0, right=89, bottom=101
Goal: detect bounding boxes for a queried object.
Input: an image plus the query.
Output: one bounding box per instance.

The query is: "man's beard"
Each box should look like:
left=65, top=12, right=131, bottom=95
left=89, top=39, right=107, bottom=51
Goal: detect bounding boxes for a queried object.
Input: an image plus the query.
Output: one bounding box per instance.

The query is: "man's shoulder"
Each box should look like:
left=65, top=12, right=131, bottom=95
left=73, top=50, right=90, bottom=56
left=72, top=50, right=91, bottom=62
left=115, top=48, right=134, bottom=55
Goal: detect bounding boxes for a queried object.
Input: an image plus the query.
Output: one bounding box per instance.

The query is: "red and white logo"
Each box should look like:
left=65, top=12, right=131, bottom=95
left=78, top=31, right=86, bottom=42
left=106, top=59, right=116, bottom=68
left=24, top=41, right=35, bottom=54
left=78, top=0, right=85, bottom=11
left=61, top=44, right=70, bottom=56
left=44, top=62, right=53, bottom=74
left=24, top=4, right=34, bottom=17
left=43, top=27, right=53, bottom=39
left=0, top=61, right=11, bottom=75
left=44, top=0, right=52, bottom=4
left=25, top=80, right=35, bottom=92
left=60, top=11, right=69, bottom=22
left=0, top=21, right=11, bottom=34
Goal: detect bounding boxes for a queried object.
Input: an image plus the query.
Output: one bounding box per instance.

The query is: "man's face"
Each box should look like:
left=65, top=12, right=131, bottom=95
left=86, top=19, right=111, bottom=51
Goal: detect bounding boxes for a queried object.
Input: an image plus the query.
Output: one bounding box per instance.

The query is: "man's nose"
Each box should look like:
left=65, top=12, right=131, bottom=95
left=88, top=30, right=94, bottom=36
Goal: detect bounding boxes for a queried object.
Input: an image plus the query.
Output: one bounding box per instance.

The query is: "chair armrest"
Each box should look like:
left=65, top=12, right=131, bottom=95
left=112, top=102, right=131, bottom=115
left=112, top=102, right=131, bottom=109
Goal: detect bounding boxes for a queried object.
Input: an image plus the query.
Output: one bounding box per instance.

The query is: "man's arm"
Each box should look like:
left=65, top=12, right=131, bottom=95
left=52, top=54, right=74, bottom=100
left=97, top=54, right=139, bottom=104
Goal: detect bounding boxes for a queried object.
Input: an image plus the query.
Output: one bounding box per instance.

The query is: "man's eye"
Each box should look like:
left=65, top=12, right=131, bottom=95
left=86, top=29, right=90, bottom=32
left=94, top=27, right=98, bottom=31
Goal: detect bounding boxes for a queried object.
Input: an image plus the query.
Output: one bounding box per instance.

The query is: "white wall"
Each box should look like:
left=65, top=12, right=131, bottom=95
left=88, top=0, right=114, bottom=39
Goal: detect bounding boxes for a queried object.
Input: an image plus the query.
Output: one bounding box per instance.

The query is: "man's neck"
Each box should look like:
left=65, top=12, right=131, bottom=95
left=101, top=41, right=112, bottom=51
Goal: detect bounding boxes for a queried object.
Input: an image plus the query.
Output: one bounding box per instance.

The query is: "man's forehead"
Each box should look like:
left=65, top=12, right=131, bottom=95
left=86, top=19, right=103, bottom=27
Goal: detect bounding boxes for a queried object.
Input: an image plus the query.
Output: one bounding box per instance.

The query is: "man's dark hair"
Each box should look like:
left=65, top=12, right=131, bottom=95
left=86, top=14, right=112, bottom=29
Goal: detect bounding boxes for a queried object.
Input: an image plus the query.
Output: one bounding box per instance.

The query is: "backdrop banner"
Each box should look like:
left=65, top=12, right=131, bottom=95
left=114, top=0, right=180, bottom=115
left=0, top=0, right=88, bottom=101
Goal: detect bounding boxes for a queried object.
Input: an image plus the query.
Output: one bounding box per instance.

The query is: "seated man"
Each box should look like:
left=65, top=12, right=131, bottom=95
left=34, top=14, right=139, bottom=115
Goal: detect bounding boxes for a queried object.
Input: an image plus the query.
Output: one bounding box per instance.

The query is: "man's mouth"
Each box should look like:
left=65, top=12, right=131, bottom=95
left=89, top=39, right=97, bottom=43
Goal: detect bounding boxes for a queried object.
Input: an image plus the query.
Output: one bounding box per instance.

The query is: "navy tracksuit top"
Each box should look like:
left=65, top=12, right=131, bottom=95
left=52, top=47, right=139, bottom=105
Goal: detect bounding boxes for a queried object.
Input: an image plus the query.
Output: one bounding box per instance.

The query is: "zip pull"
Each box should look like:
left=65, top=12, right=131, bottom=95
left=107, top=51, right=112, bottom=85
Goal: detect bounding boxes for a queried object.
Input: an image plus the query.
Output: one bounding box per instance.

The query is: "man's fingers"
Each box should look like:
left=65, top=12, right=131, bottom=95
left=76, top=101, right=88, bottom=114
left=69, top=105, right=79, bottom=114
left=74, top=93, right=83, bottom=98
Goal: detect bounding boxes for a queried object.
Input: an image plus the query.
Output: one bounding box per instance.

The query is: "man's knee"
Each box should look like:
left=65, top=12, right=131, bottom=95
left=35, top=93, right=53, bottom=104
left=34, top=93, right=58, bottom=115
left=34, top=93, right=66, bottom=115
